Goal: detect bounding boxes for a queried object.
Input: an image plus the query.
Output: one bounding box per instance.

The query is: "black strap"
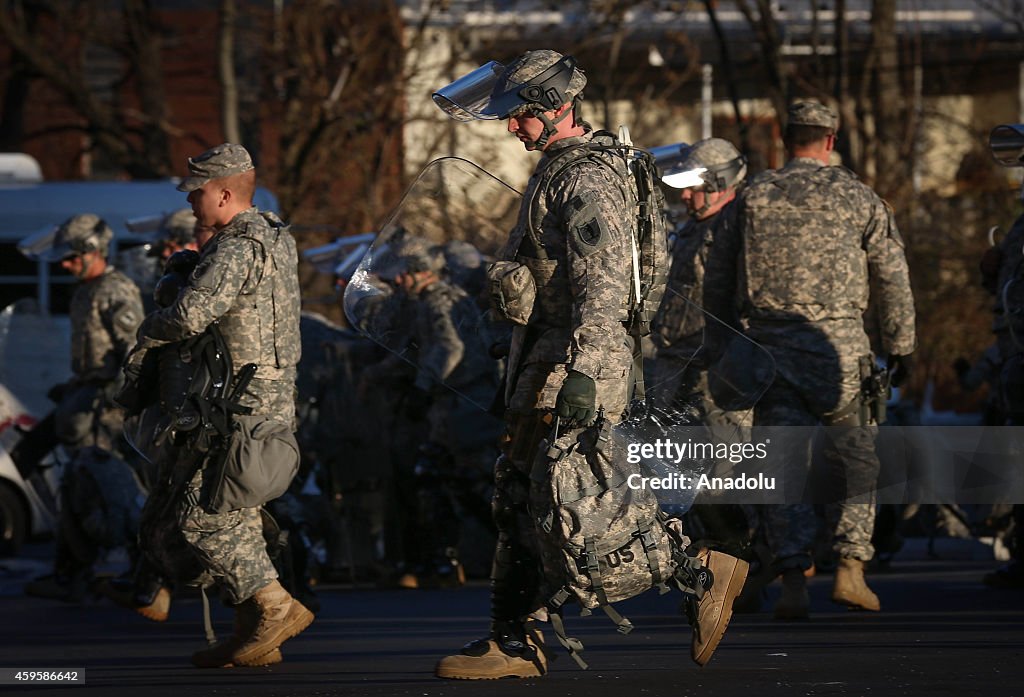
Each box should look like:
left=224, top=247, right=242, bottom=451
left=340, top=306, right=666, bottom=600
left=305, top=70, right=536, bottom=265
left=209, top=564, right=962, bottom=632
left=584, top=538, right=608, bottom=606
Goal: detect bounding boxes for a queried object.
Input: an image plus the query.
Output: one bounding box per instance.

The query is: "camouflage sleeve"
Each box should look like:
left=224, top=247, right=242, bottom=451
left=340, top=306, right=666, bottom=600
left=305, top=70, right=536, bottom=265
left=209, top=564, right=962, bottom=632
left=100, top=279, right=145, bottom=366
left=862, top=192, right=916, bottom=356
left=416, top=289, right=465, bottom=390
left=138, top=237, right=257, bottom=343
left=558, top=164, right=633, bottom=380
left=701, top=195, right=744, bottom=352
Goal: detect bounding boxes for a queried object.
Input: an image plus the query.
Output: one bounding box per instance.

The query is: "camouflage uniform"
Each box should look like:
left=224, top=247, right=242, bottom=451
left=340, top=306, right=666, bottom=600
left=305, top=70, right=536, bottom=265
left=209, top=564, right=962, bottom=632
left=19, top=214, right=144, bottom=601
left=136, top=203, right=301, bottom=604
left=704, top=104, right=916, bottom=570
left=491, top=127, right=637, bottom=624
left=651, top=204, right=748, bottom=432
left=58, top=266, right=143, bottom=450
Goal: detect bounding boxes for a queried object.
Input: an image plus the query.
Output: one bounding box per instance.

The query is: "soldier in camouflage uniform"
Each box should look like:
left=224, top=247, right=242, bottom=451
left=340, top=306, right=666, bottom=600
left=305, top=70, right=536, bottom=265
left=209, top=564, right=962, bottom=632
left=650, top=138, right=763, bottom=575
left=20, top=214, right=145, bottom=602
left=651, top=137, right=748, bottom=429
left=375, top=237, right=501, bottom=588
left=47, top=214, right=144, bottom=453
left=704, top=101, right=917, bottom=619
left=131, top=143, right=312, bottom=666
left=433, top=50, right=748, bottom=680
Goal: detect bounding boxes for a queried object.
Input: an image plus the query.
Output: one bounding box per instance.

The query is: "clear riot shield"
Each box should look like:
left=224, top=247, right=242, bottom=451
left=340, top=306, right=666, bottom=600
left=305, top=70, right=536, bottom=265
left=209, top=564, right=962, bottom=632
left=615, top=289, right=776, bottom=513
left=343, top=156, right=520, bottom=412
left=344, top=156, right=778, bottom=512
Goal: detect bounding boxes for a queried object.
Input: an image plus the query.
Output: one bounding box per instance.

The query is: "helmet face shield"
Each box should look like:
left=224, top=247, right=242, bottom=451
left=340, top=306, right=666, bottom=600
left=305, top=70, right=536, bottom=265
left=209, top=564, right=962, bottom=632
left=990, top=124, right=1024, bottom=167
left=17, top=225, right=72, bottom=262
left=432, top=54, right=579, bottom=121
left=432, top=61, right=507, bottom=121
left=662, top=166, right=711, bottom=191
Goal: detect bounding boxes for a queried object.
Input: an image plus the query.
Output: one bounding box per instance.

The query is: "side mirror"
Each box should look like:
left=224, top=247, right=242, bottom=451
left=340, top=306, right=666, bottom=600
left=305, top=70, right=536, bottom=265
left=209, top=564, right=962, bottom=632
left=990, top=124, right=1024, bottom=167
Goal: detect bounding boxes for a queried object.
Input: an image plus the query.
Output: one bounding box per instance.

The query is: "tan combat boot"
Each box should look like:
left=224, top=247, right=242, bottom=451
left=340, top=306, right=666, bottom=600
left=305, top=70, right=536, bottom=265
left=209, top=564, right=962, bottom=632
left=192, top=601, right=283, bottom=668
left=690, top=549, right=749, bottom=666
left=435, top=629, right=547, bottom=679
left=773, top=568, right=810, bottom=620
left=831, top=557, right=881, bottom=611
left=230, top=580, right=314, bottom=666
left=98, top=580, right=173, bottom=622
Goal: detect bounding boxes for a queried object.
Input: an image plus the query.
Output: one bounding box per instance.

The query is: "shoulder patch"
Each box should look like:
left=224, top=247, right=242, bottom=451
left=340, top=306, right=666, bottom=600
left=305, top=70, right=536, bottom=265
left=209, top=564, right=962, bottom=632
left=565, top=194, right=610, bottom=256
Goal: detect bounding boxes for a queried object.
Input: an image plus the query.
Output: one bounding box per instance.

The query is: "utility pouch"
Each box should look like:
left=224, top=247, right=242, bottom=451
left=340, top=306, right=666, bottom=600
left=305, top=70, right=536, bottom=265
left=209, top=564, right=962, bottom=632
left=203, top=415, right=300, bottom=513
left=487, top=261, right=536, bottom=326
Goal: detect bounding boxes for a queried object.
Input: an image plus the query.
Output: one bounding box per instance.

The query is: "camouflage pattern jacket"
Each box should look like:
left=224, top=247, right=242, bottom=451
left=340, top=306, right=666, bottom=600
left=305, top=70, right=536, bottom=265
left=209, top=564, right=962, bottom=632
left=704, top=157, right=916, bottom=382
left=708, top=157, right=917, bottom=354
left=70, top=267, right=144, bottom=385
left=137, top=208, right=301, bottom=418
left=501, top=131, right=635, bottom=393
left=651, top=201, right=739, bottom=364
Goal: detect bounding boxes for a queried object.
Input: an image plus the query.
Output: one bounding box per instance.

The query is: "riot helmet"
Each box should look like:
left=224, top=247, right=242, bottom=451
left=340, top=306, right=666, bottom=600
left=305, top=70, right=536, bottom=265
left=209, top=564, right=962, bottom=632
left=433, top=50, right=587, bottom=149
left=19, top=213, right=113, bottom=263
left=374, top=235, right=445, bottom=281
left=660, top=138, right=747, bottom=193
left=150, top=208, right=197, bottom=258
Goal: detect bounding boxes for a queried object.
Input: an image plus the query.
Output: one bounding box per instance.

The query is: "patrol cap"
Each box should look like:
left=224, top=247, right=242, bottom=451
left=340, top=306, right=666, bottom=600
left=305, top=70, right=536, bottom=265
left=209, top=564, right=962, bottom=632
left=787, top=100, right=838, bottom=131
left=176, top=143, right=254, bottom=193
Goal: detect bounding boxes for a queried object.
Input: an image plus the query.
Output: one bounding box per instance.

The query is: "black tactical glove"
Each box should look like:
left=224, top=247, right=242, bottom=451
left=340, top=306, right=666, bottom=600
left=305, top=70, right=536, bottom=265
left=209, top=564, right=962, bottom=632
left=888, top=354, right=913, bottom=388
left=164, top=249, right=200, bottom=276
left=153, top=272, right=188, bottom=308
left=555, top=370, right=597, bottom=426
left=46, top=381, right=70, bottom=404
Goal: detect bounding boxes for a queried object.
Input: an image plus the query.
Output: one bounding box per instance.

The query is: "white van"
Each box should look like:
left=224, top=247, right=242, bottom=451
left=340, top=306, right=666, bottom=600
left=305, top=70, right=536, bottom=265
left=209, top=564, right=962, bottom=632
left=0, top=177, right=279, bottom=314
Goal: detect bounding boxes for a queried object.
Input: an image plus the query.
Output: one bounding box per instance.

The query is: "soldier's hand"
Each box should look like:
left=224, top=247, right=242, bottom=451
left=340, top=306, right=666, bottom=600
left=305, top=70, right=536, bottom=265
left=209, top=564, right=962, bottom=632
left=888, top=354, right=913, bottom=388
left=164, top=249, right=200, bottom=276
left=556, top=370, right=597, bottom=427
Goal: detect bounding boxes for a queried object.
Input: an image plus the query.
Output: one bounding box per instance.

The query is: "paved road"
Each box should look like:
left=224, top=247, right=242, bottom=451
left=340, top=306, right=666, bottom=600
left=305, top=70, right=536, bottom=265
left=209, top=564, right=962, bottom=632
left=0, top=549, right=1022, bottom=697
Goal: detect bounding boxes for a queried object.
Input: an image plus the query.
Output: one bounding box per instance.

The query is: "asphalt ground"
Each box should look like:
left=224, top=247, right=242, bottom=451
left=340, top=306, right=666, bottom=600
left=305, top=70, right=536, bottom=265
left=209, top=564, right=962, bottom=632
left=0, top=548, right=1022, bottom=697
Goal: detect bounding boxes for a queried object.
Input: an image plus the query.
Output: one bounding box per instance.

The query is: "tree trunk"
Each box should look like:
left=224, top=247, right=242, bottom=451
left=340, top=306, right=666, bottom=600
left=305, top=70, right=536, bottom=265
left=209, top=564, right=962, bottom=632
left=219, top=0, right=240, bottom=144
left=869, top=0, right=902, bottom=199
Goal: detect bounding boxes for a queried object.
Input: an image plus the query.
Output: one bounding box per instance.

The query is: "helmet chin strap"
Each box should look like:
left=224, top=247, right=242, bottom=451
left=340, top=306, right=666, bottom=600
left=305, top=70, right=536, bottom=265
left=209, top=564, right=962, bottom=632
left=690, top=188, right=715, bottom=219
left=523, top=105, right=573, bottom=151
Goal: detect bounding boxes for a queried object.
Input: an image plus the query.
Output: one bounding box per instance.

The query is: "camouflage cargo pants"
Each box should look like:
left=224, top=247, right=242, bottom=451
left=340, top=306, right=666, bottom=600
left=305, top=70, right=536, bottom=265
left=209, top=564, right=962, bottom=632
left=755, top=377, right=880, bottom=569
left=177, top=457, right=278, bottom=604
